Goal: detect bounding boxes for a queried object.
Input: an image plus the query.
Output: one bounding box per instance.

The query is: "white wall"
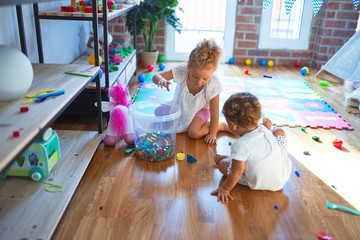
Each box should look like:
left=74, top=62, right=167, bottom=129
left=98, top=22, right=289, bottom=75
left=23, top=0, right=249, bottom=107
left=0, top=1, right=91, bottom=64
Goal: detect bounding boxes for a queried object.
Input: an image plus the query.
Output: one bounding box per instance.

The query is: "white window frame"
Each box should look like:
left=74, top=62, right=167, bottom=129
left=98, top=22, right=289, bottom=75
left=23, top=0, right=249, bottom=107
left=259, top=0, right=313, bottom=50
left=165, top=0, right=236, bottom=62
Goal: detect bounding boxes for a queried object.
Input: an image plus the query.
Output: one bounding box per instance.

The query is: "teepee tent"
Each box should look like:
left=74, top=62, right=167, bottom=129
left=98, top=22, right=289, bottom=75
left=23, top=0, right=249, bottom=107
left=316, top=30, right=360, bottom=82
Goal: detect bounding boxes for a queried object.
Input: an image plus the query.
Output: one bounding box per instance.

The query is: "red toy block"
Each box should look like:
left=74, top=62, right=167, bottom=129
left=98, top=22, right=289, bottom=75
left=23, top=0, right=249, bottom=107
left=20, top=106, right=29, bottom=112
left=13, top=131, right=20, bottom=137
left=84, top=6, right=93, bottom=13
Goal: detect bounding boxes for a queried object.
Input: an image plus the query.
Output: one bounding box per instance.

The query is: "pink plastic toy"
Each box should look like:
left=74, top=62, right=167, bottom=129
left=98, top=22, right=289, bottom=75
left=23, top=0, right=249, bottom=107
left=101, top=84, right=134, bottom=147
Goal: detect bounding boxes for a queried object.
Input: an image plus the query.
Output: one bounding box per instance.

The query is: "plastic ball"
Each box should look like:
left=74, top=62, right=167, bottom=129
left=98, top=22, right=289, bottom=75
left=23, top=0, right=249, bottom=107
left=147, top=64, right=154, bottom=72
left=295, top=61, right=301, bottom=68
left=88, top=54, right=102, bottom=65
left=228, top=57, right=235, bottom=64
left=145, top=74, right=152, bottom=81
left=98, top=68, right=103, bottom=79
left=245, top=59, right=252, bottom=66
left=159, top=63, right=166, bottom=71
left=300, top=67, right=308, bottom=76
left=304, top=66, right=309, bottom=73
left=0, top=45, right=33, bottom=101
left=138, top=74, right=146, bottom=83
left=260, top=59, right=267, bottom=66
left=158, top=55, right=165, bottom=63
left=267, top=60, right=274, bottom=67
left=244, top=69, right=249, bottom=75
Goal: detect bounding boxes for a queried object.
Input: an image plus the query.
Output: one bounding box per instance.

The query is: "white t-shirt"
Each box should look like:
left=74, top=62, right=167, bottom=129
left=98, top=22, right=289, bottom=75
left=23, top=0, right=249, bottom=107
left=231, top=124, right=292, bottom=191
left=171, top=63, right=222, bottom=133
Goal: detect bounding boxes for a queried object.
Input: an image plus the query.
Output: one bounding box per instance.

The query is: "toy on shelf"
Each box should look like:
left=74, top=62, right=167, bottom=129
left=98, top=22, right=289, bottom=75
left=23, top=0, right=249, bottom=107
left=0, top=128, right=61, bottom=182
left=87, top=23, right=113, bottom=57
left=88, top=53, right=103, bottom=65
left=100, top=84, right=134, bottom=147
left=61, top=0, right=124, bottom=13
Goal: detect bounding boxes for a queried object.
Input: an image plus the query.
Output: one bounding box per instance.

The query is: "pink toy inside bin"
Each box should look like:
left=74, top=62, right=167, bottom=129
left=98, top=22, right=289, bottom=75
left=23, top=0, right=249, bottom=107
left=129, top=101, right=181, bottom=161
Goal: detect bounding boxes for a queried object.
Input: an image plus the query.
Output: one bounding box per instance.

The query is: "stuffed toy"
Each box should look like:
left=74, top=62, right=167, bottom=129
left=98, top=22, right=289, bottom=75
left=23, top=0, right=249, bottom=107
left=101, top=83, right=134, bottom=147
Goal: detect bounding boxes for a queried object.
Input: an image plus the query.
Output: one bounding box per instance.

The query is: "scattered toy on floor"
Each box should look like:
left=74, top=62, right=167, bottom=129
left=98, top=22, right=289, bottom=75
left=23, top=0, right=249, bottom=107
left=176, top=152, right=185, bottom=161
left=312, top=135, right=320, bottom=141
left=332, top=139, right=343, bottom=149
left=187, top=154, right=196, bottom=163
left=245, top=59, right=251, bottom=66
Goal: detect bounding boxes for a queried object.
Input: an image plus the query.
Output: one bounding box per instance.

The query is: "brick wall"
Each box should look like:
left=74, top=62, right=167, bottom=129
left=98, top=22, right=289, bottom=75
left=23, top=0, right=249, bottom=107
left=311, top=1, right=359, bottom=68
left=108, top=15, right=166, bottom=56
left=108, top=16, right=133, bottom=46
left=234, top=0, right=359, bottom=68
left=109, top=1, right=359, bottom=68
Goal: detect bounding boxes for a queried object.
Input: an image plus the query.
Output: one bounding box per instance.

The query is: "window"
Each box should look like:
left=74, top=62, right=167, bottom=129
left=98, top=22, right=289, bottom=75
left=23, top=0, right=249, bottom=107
left=259, top=0, right=313, bottom=50
left=165, top=0, right=236, bottom=62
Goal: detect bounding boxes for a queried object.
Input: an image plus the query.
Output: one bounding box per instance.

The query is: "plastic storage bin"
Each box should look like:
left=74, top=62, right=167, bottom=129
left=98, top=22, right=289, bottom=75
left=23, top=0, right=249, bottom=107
left=129, top=101, right=181, bottom=161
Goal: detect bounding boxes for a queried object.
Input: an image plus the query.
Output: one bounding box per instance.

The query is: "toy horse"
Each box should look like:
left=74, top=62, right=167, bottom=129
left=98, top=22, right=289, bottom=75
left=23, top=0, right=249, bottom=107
left=101, top=83, right=134, bottom=147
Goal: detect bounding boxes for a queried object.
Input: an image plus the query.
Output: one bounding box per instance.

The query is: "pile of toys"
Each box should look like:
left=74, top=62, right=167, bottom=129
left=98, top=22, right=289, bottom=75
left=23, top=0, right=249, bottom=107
left=61, top=0, right=124, bottom=13
left=100, top=43, right=134, bottom=73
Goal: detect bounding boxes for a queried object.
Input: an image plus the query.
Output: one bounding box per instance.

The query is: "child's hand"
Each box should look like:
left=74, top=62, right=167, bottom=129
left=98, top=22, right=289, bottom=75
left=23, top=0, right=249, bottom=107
left=211, top=187, right=233, bottom=204
left=156, top=78, right=170, bottom=91
left=204, top=134, right=217, bottom=145
left=262, top=117, right=273, bottom=130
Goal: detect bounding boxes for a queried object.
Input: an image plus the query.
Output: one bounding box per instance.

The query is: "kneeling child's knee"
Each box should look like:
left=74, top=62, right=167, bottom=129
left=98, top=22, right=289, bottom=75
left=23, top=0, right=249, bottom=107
left=272, top=128, right=286, bottom=137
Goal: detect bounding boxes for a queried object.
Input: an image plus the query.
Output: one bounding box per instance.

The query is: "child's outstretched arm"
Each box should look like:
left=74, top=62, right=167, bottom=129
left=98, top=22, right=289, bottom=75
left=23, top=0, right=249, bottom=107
left=152, top=70, right=173, bottom=91
left=211, top=160, right=245, bottom=204
left=204, top=94, right=220, bottom=145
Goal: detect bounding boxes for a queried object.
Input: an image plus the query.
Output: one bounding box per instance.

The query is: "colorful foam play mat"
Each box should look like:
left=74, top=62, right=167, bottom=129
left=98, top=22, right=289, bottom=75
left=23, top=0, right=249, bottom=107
left=133, top=76, right=353, bottom=130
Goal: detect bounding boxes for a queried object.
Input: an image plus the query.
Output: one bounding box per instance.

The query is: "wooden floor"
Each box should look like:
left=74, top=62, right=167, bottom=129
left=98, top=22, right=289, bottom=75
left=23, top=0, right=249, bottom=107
left=51, top=63, right=360, bottom=239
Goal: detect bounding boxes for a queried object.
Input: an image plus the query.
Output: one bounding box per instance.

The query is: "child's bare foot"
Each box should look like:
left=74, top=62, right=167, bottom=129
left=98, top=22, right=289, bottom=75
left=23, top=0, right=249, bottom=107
left=214, top=154, right=228, bottom=165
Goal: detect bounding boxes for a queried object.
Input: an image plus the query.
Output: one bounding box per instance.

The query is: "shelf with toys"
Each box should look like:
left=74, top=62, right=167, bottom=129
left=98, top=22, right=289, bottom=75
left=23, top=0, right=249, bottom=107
left=0, top=63, right=103, bottom=239
left=73, top=43, right=137, bottom=89
left=34, top=2, right=137, bottom=91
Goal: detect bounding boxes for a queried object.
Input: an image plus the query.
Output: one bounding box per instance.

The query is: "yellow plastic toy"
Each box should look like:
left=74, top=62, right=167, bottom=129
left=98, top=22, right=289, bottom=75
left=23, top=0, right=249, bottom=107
left=88, top=54, right=103, bottom=65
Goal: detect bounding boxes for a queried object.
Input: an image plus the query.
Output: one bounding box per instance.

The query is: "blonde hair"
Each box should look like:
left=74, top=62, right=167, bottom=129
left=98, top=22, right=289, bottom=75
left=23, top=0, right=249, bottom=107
left=188, top=39, right=222, bottom=69
left=222, top=92, right=262, bottom=128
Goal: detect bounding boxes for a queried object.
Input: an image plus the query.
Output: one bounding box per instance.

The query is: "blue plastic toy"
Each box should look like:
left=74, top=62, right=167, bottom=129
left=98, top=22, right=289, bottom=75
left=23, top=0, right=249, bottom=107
left=159, top=63, right=165, bottom=71
left=260, top=59, right=267, bottom=66
left=300, top=67, right=307, bottom=76
left=228, top=57, right=235, bottom=64
left=138, top=74, right=146, bottom=83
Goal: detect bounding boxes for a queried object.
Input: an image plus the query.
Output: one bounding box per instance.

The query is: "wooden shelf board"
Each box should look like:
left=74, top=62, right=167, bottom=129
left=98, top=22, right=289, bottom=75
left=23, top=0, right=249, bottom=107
left=73, top=50, right=136, bottom=89
left=0, top=130, right=101, bottom=240
left=0, top=0, right=62, bottom=6
left=0, top=64, right=99, bottom=172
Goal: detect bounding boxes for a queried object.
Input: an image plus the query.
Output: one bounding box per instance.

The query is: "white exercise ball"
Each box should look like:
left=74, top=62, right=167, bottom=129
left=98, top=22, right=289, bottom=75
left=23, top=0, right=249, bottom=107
left=0, top=45, right=33, bottom=101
